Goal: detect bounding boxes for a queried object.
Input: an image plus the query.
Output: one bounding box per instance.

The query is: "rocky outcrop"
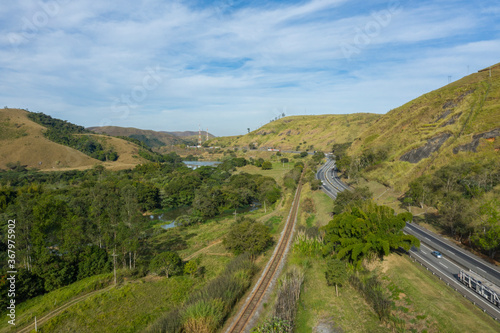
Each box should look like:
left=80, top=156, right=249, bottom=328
left=440, top=112, right=462, bottom=127
left=256, top=130, right=275, bottom=136
left=400, top=133, right=452, bottom=163
left=453, top=128, right=500, bottom=153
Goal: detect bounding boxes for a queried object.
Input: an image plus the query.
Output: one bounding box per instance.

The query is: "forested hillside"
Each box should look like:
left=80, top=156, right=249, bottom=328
left=28, top=112, right=119, bottom=161
left=0, top=156, right=281, bottom=311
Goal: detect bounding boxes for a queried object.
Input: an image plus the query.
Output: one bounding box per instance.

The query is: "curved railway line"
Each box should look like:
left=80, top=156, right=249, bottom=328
left=225, top=173, right=304, bottom=333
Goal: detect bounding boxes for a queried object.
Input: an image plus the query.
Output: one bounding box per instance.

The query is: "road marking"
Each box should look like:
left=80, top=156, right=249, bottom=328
left=421, top=251, right=427, bottom=254
left=449, top=252, right=456, bottom=255
left=439, top=262, right=448, bottom=269
left=424, top=237, right=430, bottom=241
left=476, top=267, right=486, bottom=273
left=409, top=252, right=500, bottom=315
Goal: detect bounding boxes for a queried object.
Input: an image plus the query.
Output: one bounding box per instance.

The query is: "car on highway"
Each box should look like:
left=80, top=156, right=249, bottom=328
left=431, top=251, right=442, bottom=258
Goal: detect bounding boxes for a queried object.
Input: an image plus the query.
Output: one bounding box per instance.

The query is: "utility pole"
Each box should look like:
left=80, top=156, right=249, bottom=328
left=112, top=247, right=118, bottom=285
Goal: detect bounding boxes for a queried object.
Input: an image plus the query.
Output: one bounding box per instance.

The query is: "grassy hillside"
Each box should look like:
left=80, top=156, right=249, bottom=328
left=348, top=63, right=500, bottom=190
left=0, top=108, right=148, bottom=171
left=207, top=113, right=381, bottom=152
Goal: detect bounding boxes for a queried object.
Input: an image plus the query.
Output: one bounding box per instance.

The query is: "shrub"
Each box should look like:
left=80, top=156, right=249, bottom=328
left=149, top=251, right=183, bottom=278
left=262, top=161, right=273, bottom=170
left=224, top=218, right=273, bottom=257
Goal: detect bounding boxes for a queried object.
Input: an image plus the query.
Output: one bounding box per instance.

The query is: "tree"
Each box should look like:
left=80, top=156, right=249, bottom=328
left=262, top=161, right=273, bottom=170
left=323, top=201, right=419, bottom=268
left=149, top=251, right=182, bottom=278
left=312, top=151, right=325, bottom=163
left=184, top=259, right=199, bottom=277
left=77, top=245, right=112, bottom=280
left=325, top=258, right=348, bottom=297
left=472, top=200, right=500, bottom=258
left=224, top=218, right=273, bottom=258
left=333, top=186, right=372, bottom=215
left=310, top=179, right=322, bottom=190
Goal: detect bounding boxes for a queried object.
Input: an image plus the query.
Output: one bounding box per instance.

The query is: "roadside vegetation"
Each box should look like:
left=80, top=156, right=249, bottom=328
left=280, top=183, right=499, bottom=332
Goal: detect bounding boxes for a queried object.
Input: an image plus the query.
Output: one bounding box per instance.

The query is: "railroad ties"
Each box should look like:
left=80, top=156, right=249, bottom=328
left=226, top=173, right=304, bottom=333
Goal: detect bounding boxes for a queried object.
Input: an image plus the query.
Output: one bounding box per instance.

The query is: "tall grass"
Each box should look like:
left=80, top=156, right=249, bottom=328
left=349, top=273, right=392, bottom=322
left=292, top=228, right=324, bottom=256
left=146, top=254, right=256, bottom=333
left=252, top=267, right=305, bottom=333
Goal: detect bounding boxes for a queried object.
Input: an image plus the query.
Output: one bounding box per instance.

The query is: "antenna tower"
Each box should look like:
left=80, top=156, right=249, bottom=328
left=198, top=125, right=202, bottom=146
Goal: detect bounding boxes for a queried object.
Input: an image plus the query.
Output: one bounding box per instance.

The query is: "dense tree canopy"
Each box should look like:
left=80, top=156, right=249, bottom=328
left=323, top=201, right=419, bottom=268
left=224, top=218, right=273, bottom=257
left=0, top=156, right=283, bottom=310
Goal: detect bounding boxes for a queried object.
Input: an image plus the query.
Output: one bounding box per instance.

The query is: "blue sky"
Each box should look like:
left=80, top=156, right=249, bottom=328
left=1, top=0, right=499, bottom=136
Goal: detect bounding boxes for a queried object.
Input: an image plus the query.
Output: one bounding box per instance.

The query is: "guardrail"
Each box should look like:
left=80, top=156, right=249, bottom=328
left=408, top=251, right=499, bottom=321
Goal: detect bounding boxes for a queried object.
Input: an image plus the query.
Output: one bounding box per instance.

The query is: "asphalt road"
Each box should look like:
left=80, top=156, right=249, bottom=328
left=405, top=222, right=500, bottom=287
left=316, top=158, right=350, bottom=198
left=315, top=159, right=500, bottom=317
left=409, top=241, right=500, bottom=319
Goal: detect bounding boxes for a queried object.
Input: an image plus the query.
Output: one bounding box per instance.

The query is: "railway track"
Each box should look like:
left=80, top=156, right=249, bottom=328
left=226, top=173, right=304, bottom=333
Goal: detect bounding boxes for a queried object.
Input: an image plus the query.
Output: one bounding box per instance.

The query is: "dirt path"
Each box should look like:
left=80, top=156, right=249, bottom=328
left=14, top=285, right=114, bottom=333
left=183, top=240, right=223, bottom=261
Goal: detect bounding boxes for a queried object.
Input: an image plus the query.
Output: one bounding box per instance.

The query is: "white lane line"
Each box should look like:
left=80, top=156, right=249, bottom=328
left=409, top=252, right=500, bottom=315
left=420, top=244, right=461, bottom=272
left=439, top=262, right=449, bottom=269
left=476, top=267, right=486, bottom=273
left=449, top=252, right=456, bottom=255
left=421, top=251, right=427, bottom=254
left=424, top=237, right=430, bottom=241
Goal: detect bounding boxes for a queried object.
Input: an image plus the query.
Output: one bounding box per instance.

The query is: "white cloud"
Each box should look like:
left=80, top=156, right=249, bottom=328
left=0, top=0, right=498, bottom=135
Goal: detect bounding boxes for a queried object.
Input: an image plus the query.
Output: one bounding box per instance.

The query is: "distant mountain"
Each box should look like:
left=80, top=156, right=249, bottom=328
left=347, top=62, right=500, bottom=190
left=207, top=113, right=381, bottom=151
left=0, top=109, right=149, bottom=171
left=88, top=126, right=215, bottom=148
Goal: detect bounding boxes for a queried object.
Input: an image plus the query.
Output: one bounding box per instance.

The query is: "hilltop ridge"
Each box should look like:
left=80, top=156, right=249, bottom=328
left=346, top=62, right=500, bottom=190
left=88, top=126, right=215, bottom=148
left=0, top=108, right=148, bottom=171
left=207, top=113, right=381, bottom=151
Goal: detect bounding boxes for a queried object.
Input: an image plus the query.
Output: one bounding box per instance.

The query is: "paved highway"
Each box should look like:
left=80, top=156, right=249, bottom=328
left=315, top=159, right=500, bottom=318
left=409, top=241, right=500, bottom=319
left=316, top=158, right=350, bottom=198
left=405, top=222, right=500, bottom=287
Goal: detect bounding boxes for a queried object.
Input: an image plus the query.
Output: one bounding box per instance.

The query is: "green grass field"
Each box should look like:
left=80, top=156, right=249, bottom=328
left=287, top=249, right=500, bottom=333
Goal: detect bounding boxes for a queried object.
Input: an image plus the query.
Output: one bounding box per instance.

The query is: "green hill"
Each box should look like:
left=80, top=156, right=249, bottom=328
left=0, top=108, right=150, bottom=171
left=346, top=63, right=500, bottom=191
left=207, top=113, right=381, bottom=152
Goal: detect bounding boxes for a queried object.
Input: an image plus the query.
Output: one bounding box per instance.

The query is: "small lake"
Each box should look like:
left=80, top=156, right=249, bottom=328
left=183, top=161, right=221, bottom=169
left=150, top=206, right=190, bottom=230
left=153, top=203, right=262, bottom=230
